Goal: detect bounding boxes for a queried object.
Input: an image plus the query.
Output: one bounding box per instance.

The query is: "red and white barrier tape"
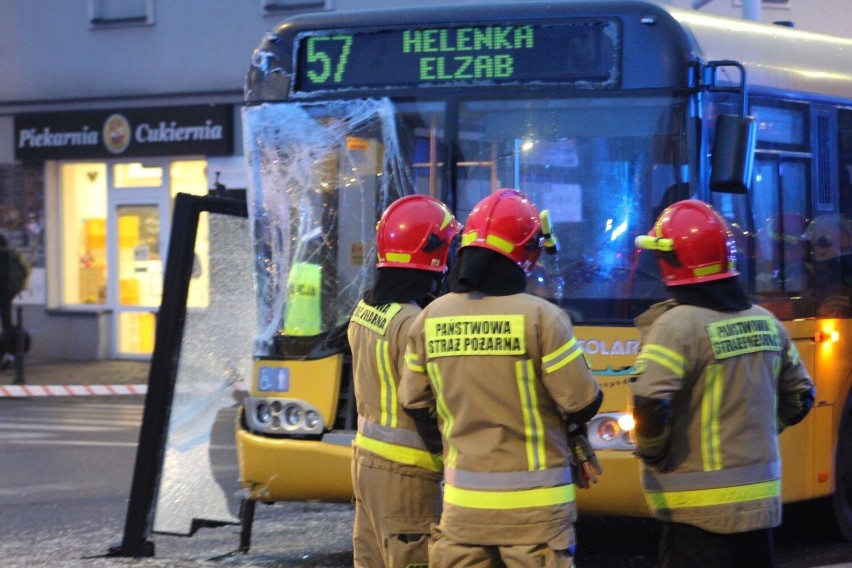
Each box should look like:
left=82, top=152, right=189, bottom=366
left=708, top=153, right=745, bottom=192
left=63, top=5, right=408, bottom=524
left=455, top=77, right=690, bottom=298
left=0, top=384, right=148, bottom=397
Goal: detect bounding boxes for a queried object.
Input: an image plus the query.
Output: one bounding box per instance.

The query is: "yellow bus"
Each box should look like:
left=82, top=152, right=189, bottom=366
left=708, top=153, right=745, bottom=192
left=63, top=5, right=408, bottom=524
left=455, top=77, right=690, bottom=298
left=236, top=0, right=852, bottom=541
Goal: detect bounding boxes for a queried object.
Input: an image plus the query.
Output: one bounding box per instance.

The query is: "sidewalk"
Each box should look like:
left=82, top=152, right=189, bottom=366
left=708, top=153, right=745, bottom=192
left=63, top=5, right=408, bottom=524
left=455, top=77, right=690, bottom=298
left=0, top=358, right=151, bottom=391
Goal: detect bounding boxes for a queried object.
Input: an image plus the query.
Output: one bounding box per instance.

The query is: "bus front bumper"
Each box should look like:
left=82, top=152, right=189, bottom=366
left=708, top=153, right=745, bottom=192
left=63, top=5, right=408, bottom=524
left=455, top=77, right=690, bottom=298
left=236, top=420, right=354, bottom=503
left=235, top=420, right=650, bottom=514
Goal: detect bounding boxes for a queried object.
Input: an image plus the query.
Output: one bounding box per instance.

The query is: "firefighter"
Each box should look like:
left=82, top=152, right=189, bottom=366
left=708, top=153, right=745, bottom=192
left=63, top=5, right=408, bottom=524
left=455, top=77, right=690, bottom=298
left=806, top=209, right=852, bottom=317
left=631, top=199, right=815, bottom=568
left=400, top=189, right=602, bottom=568
left=756, top=212, right=811, bottom=296
left=348, top=194, right=461, bottom=568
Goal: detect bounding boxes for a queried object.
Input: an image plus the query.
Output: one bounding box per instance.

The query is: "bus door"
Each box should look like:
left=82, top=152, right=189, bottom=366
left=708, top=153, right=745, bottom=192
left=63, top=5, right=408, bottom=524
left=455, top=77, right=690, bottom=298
left=711, top=99, right=813, bottom=317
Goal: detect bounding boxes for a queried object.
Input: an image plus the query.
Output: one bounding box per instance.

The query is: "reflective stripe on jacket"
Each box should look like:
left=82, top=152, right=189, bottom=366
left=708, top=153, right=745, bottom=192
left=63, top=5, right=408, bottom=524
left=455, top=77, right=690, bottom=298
left=356, top=417, right=442, bottom=472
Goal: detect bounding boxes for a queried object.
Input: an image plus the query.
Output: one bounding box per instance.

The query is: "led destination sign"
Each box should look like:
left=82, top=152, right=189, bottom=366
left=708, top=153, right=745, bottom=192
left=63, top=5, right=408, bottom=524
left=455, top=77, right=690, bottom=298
left=294, top=20, right=619, bottom=92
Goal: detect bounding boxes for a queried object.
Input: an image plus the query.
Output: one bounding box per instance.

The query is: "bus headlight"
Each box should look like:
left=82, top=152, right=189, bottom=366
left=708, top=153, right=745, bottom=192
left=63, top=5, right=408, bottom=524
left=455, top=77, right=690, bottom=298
left=244, top=397, right=325, bottom=435
left=587, top=412, right=636, bottom=451
left=284, top=404, right=304, bottom=427
left=305, top=410, right=320, bottom=430
left=596, top=418, right=619, bottom=442
left=255, top=402, right=271, bottom=425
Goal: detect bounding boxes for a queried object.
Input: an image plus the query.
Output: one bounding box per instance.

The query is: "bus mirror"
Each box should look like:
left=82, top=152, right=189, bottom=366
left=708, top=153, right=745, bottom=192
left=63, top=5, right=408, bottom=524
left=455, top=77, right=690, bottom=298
left=710, top=114, right=756, bottom=194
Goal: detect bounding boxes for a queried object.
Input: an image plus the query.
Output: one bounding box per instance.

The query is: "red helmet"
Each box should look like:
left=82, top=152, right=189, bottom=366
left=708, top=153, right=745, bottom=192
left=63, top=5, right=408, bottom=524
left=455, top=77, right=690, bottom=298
left=460, top=189, right=543, bottom=275
left=635, top=199, right=738, bottom=286
left=376, top=194, right=461, bottom=272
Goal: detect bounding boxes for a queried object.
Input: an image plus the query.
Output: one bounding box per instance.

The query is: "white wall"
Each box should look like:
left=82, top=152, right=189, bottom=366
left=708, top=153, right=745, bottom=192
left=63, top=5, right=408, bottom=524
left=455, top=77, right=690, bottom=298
left=0, top=0, right=281, bottom=107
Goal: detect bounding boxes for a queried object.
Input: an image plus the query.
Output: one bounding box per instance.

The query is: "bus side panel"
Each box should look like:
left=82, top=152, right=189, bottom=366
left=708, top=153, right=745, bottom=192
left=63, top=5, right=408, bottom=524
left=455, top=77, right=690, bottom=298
left=776, top=326, right=818, bottom=503
left=779, top=406, right=819, bottom=502
left=814, top=319, right=852, bottom=407
left=780, top=319, right=851, bottom=503
left=816, top=318, right=852, bottom=500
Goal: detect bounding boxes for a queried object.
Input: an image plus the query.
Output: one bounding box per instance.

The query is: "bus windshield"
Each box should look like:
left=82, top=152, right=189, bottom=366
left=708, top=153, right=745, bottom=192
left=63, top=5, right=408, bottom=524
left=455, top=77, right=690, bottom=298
left=454, top=96, right=687, bottom=323
left=243, top=95, right=688, bottom=357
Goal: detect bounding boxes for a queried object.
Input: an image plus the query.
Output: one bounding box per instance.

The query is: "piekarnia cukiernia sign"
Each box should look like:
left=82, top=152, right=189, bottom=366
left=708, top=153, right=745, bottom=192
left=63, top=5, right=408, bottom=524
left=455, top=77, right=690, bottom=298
left=14, top=104, right=233, bottom=161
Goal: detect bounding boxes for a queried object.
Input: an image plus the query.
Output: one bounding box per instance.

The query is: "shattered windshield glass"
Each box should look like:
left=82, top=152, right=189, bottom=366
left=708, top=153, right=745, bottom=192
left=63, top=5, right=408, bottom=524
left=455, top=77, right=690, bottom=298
left=242, top=99, right=416, bottom=358
left=153, top=213, right=254, bottom=536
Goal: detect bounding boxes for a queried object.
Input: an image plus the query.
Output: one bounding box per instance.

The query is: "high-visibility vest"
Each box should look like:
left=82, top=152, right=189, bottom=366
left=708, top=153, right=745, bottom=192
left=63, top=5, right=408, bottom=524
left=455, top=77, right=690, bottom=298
left=283, top=262, right=322, bottom=336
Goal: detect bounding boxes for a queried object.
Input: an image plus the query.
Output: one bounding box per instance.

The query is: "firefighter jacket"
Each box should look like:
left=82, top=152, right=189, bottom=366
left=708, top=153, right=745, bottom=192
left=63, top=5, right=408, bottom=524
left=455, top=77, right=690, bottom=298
left=631, top=301, right=815, bottom=534
left=399, top=291, right=601, bottom=549
left=348, top=299, right=442, bottom=473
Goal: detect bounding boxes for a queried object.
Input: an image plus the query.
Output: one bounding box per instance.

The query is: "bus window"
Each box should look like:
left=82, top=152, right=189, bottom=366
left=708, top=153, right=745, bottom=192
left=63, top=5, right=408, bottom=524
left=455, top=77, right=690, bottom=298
left=455, top=97, right=687, bottom=322
left=749, top=101, right=811, bottom=304
left=395, top=102, right=448, bottom=199
left=712, top=99, right=814, bottom=318
left=752, top=157, right=811, bottom=296
left=807, top=106, right=852, bottom=317
left=753, top=102, right=810, bottom=151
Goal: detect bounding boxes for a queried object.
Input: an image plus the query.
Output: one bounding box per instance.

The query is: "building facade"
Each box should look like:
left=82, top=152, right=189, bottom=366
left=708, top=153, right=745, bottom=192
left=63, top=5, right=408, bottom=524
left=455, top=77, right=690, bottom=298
left=0, top=0, right=846, bottom=360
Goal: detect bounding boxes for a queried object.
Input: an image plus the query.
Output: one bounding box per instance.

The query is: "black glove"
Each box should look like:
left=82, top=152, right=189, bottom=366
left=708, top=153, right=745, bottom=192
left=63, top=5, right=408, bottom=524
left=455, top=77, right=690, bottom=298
left=404, top=407, right=443, bottom=455
left=633, top=449, right=667, bottom=469
left=567, top=423, right=602, bottom=489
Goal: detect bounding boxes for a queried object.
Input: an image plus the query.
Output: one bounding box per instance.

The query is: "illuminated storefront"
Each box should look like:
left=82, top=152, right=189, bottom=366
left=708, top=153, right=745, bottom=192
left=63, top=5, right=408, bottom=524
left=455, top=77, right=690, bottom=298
left=12, top=104, right=237, bottom=358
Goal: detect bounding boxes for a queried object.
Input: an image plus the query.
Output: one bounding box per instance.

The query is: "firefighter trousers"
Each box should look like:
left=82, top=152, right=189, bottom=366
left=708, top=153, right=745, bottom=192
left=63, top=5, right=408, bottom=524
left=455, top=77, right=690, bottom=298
left=659, top=521, right=774, bottom=568
left=352, top=446, right=442, bottom=568
left=428, top=524, right=575, bottom=568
